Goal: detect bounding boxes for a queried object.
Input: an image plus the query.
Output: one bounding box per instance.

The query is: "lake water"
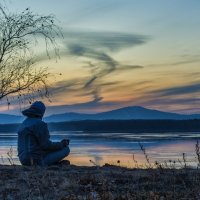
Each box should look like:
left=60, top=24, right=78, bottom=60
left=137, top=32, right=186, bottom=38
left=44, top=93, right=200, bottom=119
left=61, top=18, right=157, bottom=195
left=0, top=131, right=200, bottom=167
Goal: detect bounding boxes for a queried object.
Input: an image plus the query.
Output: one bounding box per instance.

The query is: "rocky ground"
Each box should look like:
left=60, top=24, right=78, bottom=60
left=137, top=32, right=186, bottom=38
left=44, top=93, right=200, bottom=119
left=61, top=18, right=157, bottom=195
left=1, top=164, right=200, bottom=200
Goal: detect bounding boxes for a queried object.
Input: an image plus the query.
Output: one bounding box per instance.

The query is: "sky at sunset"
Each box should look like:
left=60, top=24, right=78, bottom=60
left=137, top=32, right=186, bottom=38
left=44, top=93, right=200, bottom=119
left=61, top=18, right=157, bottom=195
left=0, top=0, right=200, bottom=116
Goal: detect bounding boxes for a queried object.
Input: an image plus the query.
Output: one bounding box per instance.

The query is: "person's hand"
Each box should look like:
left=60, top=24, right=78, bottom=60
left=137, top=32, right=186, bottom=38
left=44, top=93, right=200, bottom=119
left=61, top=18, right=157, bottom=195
left=61, top=139, right=70, bottom=147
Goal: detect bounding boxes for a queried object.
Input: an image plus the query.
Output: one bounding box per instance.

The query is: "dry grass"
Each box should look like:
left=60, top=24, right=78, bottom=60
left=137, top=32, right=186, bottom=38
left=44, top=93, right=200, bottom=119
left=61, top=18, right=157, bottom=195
left=1, top=164, right=200, bottom=199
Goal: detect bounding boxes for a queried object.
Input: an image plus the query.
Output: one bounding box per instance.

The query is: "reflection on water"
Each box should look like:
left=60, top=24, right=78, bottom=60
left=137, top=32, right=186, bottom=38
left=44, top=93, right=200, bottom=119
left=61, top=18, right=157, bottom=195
left=0, top=131, right=200, bottom=167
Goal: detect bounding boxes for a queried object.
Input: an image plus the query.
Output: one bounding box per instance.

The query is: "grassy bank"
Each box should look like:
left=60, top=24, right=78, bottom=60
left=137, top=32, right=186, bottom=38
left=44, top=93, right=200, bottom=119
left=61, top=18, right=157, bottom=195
left=1, top=164, right=200, bottom=200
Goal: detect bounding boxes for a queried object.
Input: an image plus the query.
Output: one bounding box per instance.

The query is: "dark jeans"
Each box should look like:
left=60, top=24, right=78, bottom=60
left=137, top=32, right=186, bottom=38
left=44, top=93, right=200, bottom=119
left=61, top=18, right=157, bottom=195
left=43, top=146, right=70, bottom=166
left=19, top=146, right=70, bottom=166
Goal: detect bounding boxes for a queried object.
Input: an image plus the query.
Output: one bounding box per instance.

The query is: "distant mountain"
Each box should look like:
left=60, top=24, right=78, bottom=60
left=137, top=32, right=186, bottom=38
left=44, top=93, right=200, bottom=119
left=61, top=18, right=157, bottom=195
left=0, top=114, right=23, bottom=124
left=44, top=106, right=200, bottom=122
left=1, top=106, right=200, bottom=124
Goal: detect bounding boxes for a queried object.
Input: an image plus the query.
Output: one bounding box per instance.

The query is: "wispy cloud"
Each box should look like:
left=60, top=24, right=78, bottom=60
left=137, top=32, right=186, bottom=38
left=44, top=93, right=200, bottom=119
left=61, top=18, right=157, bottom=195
left=63, top=30, right=148, bottom=95
left=36, top=30, right=148, bottom=103
left=64, top=30, right=148, bottom=52
left=151, top=82, right=200, bottom=96
left=143, top=96, right=200, bottom=107
left=133, top=82, right=200, bottom=113
left=48, top=77, right=122, bottom=106
left=148, top=54, right=200, bottom=68
left=67, top=44, right=143, bottom=87
left=45, top=99, right=121, bottom=115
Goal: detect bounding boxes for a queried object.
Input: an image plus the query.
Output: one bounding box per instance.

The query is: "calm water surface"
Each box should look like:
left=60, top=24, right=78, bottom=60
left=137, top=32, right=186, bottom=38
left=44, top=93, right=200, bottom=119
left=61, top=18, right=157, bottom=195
left=0, top=131, right=200, bottom=167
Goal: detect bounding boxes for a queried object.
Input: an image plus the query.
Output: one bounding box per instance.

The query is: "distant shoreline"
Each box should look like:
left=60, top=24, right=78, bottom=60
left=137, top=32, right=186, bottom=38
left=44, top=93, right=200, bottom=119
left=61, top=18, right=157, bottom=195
left=0, top=119, right=200, bottom=133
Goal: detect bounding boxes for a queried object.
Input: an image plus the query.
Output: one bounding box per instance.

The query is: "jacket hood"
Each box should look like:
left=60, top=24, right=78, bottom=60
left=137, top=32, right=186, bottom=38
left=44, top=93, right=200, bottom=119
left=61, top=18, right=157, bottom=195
left=22, top=101, right=46, bottom=118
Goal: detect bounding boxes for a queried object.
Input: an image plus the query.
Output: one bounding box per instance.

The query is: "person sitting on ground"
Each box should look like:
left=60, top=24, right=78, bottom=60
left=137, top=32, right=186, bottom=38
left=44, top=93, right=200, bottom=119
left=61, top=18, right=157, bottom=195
left=17, top=101, right=70, bottom=166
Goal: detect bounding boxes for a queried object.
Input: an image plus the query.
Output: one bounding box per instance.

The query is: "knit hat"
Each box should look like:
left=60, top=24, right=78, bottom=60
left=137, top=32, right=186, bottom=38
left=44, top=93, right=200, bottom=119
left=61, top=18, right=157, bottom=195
left=22, top=101, right=46, bottom=117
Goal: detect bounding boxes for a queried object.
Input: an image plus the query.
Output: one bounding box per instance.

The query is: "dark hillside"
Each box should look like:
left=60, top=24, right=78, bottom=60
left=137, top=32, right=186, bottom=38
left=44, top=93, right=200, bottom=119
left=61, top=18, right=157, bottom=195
left=1, top=120, right=200, bottom=133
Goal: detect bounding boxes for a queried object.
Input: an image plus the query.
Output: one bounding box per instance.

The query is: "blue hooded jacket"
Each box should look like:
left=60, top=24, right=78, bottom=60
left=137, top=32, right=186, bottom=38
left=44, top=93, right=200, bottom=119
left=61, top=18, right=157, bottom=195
left=17, top=102, right=64, bottom=165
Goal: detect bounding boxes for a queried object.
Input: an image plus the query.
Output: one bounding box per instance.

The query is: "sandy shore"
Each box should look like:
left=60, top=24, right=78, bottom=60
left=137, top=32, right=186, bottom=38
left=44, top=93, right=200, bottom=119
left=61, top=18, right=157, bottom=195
left=0, top=164, right=200, bottom=200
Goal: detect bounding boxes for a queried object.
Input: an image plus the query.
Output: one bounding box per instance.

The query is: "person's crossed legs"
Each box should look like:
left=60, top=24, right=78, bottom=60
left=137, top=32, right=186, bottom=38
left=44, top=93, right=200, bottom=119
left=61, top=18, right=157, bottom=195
left=43, top=146, right=70, bottom=166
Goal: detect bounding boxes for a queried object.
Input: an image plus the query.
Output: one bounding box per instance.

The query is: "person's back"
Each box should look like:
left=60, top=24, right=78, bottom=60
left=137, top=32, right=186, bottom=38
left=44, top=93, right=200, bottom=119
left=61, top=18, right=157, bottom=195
left=18, top=117, right=51, bottom=165
left=17, top=101, right=70, bottom=166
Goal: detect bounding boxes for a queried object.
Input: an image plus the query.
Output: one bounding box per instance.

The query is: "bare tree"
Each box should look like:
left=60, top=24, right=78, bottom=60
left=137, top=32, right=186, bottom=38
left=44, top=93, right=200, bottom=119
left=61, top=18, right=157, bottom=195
left=0, top=5, right=61, bottom=105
